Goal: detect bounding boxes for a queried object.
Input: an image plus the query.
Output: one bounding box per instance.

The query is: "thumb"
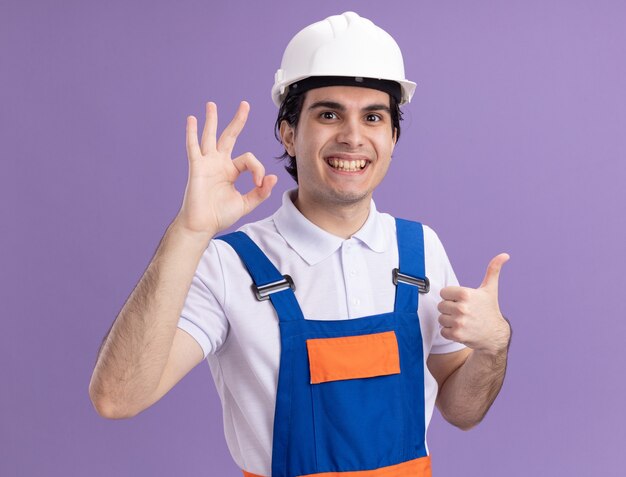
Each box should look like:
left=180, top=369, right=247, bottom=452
left=479, top=253, right=510, bottom=290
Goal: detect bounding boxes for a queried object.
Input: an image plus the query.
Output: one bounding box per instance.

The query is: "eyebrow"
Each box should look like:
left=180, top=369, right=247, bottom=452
left=307, top=100, right=391, bottom=114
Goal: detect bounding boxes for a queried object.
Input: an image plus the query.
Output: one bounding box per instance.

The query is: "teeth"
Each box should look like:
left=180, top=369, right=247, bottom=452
left=328, top=158, right=367, bottom=171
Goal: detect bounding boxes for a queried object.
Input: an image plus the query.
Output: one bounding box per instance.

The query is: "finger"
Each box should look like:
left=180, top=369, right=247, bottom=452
left=440, top=326, right=460, bottom=343
left=200, top=101, right=218, bottom=155
left=440, top=286, right=472, bottom=302
left=217, top=101, right=250, bottom=154
left=241, top=175, right=278, bottom=215
left=232, top=152, right=265, bottom=187
left=437, top=299, right=457, bottom=316
left=479, top=253, right=510, bottom=290
left=438, top=314, right=455, bottom=328
left=186, top=116, right=201, bottom=159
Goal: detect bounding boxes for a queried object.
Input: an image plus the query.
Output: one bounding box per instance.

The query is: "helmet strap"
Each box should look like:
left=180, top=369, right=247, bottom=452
left=286, top=76, right=402, bottom=104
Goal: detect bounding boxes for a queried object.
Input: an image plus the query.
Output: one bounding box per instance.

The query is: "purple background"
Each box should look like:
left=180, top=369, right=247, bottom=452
left=2, top=1, right=625, bottom=476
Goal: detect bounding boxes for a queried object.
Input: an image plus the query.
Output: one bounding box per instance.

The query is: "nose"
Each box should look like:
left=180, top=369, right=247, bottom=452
left=336, top=117, right=364, bottom=148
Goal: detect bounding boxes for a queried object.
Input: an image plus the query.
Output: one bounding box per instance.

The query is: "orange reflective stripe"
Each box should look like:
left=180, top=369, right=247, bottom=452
left=242, top=456, right=432, bottom=477
left=306, top=331, right=401, bottom=384
left=242, top=471, right=265, bottom=477
left=299, top=456, right=432, bottom=477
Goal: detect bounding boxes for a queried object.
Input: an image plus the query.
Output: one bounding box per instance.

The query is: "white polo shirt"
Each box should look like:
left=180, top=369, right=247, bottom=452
left=178, top=189, right=465, bottom=476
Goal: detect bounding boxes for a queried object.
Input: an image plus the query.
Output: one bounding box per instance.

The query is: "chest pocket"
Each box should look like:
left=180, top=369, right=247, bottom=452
left=306, top=330, right=401, bottom=383
left=306, top=330, right=405, bottom=470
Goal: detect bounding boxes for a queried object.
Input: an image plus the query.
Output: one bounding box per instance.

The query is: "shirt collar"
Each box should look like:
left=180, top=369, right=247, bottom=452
left=272, top=189, right=391, bottom=266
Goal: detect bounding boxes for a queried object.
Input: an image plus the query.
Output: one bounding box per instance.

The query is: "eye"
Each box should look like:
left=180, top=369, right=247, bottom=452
left=320, top=111, right=338, bottom=120
left=366, top=113, right=382, bottom=122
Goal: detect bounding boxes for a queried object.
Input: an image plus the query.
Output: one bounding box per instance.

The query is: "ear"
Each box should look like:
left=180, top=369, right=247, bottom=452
left=391, top=128, right=398, bottom=154
left=279, top=120, right=296, bottom=157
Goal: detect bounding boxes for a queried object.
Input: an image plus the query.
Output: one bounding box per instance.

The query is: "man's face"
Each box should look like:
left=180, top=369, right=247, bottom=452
left=281, top=86, right=397, bottom=209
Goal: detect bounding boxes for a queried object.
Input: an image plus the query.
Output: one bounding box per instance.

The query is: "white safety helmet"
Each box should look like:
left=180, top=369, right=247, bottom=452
left=272, top=11, right=416, bottom=107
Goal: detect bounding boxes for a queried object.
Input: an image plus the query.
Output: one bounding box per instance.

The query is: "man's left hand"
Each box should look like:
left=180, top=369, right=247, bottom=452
left=438, top=253, right=511, bottom=355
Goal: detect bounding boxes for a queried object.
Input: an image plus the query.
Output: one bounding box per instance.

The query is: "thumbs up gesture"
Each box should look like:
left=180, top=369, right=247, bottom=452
left=438, top=253, right=511, bottom=355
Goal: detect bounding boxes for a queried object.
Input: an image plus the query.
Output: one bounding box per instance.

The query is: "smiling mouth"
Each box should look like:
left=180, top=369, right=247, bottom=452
left=325, top=158, right=369, bottom=172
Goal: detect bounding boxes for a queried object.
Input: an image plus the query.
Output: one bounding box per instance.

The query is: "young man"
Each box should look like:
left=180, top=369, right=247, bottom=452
left=89, top=12, right=511, bottom=477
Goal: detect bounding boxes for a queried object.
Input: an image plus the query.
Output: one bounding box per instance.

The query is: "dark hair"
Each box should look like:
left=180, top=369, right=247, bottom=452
left=274, top=90, right=403, bottom=183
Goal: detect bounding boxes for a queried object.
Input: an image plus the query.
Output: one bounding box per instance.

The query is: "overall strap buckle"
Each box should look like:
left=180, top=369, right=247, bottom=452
left=393, top=268, right=430, bottom=294
left=253, top=275, right=296, bottom=301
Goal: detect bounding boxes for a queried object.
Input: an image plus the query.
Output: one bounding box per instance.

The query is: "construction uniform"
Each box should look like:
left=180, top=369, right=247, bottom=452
left=178, top=189, right=465, bottom=476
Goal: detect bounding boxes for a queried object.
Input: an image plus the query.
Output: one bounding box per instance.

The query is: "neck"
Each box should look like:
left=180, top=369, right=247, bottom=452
left=293, top=190, right=372, bottom=239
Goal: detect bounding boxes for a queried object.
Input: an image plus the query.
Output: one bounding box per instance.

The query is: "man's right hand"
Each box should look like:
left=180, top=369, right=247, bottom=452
left=175, top=101, right=278, bottom=238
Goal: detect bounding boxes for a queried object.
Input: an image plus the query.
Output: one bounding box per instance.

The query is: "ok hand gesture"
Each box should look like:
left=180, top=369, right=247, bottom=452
left=175, top=101, right=278, bottom=237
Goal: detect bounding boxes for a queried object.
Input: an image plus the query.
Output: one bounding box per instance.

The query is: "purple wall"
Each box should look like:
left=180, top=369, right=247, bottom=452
left=2, top=1, right=625, bottom=475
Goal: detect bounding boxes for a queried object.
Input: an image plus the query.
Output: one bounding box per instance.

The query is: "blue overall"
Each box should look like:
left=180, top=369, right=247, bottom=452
left=218, top=218, right=431, bottom=477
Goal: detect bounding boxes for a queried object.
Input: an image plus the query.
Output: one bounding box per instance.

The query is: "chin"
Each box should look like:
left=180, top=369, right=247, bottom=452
left=325, top=188, right=372, bottom=206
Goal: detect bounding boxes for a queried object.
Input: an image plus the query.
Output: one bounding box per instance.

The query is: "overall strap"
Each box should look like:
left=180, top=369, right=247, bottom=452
left=394, top=218, right=428, bottom=313
left=216, top=232, right=305, bottom=322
